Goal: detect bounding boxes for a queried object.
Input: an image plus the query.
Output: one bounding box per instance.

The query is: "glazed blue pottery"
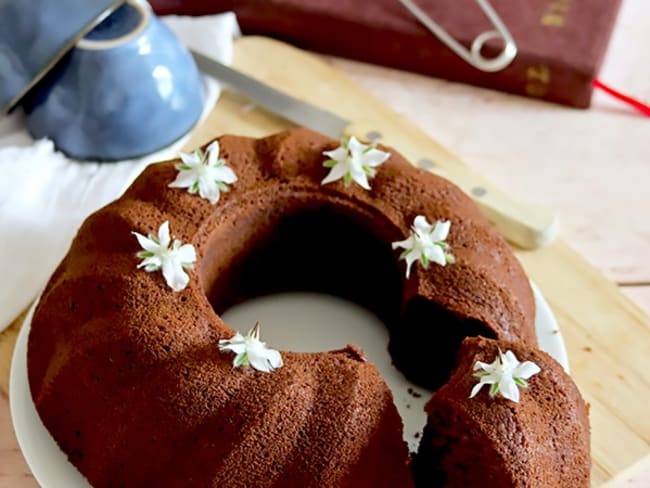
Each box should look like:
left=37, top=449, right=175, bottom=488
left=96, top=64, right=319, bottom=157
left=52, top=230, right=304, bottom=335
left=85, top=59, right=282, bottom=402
left=0, top=0, right=124, bottom=113
left=23, top=0, right=204, bottom=161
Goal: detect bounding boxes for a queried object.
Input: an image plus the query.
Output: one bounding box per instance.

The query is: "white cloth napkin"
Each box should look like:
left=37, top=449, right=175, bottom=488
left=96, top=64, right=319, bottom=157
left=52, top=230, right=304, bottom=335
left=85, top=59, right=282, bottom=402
left=0, top=11, right=240, bottom=331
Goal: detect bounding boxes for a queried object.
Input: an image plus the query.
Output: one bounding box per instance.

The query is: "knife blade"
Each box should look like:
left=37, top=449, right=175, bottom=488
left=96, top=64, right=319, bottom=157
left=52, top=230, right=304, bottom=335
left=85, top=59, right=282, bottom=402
left=191, top=50, right=350, bottom=139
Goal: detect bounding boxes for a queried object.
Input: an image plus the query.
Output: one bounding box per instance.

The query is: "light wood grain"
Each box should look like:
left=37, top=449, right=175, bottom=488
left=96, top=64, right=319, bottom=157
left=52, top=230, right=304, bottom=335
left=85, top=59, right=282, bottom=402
left=623, top=287, right=650, bottom=318
left=602, top=453, right=650, bottom=488
left=1, top=35, right=649, bottom=487
left=0, top=395, right=35, bottom=488
left=0, top=315, right=21, bottom=397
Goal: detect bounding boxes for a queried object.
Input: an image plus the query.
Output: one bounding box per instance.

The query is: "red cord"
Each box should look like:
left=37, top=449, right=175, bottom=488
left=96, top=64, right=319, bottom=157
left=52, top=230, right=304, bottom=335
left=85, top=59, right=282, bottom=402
left=593, top=79, right=650, bottom=117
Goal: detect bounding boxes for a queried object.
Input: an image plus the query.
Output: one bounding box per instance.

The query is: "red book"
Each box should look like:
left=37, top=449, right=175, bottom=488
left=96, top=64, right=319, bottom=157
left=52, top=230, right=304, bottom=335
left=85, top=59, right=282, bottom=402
left=151, top=0, right=623, bottom=108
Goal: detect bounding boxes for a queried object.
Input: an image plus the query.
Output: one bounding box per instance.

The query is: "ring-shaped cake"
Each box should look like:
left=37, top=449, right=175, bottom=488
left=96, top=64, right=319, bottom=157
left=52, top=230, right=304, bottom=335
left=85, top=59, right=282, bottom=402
left=28, top=129, right=589, bottom=487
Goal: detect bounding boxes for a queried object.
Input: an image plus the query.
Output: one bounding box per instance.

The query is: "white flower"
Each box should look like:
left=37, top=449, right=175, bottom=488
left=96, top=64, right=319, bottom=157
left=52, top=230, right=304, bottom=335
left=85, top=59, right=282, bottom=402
left=392, top=215, right=454, bottom=278
left=133, top=221, right=197, bottom=292
left=219, top=322, right=283, bottom=373
left=321, top=136, right=390, bottom=190
left=169, top=141, right=237, bottom=204
left=469, top=349, right=541, bottom=403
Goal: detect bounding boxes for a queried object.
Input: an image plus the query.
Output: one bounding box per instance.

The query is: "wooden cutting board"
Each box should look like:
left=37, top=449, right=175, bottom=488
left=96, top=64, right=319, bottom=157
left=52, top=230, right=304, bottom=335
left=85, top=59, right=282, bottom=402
left=1, top=36, right=648, bottom=486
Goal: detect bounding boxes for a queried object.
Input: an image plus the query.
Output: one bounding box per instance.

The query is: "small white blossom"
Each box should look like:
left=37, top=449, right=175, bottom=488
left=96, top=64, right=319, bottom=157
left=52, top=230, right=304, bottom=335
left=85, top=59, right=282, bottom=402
left=392, top=215, right=454, bottom=278
left=169, top=141, right=237, bottom=204
left=219, top=322, right=283, bottom=373
left=470, top=349, right=541, bottom=403
left=321, top=136, right=390, bottom=190
left=133, top=221, right=196, bottom=292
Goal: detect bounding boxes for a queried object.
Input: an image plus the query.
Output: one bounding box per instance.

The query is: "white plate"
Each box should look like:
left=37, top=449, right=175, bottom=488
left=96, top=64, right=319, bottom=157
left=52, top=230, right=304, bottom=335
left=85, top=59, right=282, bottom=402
left=10, top=283, right=565, bottom=487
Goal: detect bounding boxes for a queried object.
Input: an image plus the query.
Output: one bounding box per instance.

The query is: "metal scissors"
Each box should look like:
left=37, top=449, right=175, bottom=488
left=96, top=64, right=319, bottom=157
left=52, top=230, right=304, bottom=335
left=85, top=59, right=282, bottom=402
left=399, top=0, right=517, bottom=72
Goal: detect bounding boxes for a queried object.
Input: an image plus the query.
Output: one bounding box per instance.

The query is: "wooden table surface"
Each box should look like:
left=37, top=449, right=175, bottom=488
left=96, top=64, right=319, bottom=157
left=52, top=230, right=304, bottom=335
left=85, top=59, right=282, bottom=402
left=2, top=1, right=649, bottom=486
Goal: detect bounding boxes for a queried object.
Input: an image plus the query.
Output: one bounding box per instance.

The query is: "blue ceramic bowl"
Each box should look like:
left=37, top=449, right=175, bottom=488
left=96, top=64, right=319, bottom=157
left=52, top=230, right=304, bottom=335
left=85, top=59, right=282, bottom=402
left=0, top=0, right=125, bottom=114
left=23, top=0, right=203, bottom=161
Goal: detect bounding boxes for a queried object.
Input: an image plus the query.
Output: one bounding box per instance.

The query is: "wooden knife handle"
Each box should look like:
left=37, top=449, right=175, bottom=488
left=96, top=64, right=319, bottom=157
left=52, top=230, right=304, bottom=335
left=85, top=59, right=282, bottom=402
left=427, top=162, right=558, bottom=249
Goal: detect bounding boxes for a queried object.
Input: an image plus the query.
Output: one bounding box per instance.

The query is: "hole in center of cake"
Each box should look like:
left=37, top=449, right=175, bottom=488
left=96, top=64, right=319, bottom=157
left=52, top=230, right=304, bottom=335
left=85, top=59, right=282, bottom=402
left=200, top=197, right=496, bottom=448
left=202, top=200, right=404, bottom=327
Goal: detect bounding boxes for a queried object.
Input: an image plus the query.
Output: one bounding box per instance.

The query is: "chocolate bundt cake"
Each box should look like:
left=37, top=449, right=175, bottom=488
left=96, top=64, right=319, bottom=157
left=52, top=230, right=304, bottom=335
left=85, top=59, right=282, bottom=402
left=413, top=337, right=591, bottom=487
left=27, top=128, right=585, bottom=487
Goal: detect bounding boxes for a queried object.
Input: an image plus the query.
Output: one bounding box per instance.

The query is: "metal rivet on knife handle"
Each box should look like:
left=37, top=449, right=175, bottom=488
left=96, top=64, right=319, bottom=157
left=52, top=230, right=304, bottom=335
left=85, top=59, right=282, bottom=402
left=417, top=158, right=435, bottom=170
left=365, top=131, right=382, bottom=142
left=471, top=186, right=487, bottom=197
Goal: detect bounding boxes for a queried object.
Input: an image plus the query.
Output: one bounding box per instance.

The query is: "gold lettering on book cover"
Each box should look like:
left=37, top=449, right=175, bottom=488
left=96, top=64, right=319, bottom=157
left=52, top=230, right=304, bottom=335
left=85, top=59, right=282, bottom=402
left=541, top=0, right=572, bottom=27
left=525, top=65, right=551, bottom=97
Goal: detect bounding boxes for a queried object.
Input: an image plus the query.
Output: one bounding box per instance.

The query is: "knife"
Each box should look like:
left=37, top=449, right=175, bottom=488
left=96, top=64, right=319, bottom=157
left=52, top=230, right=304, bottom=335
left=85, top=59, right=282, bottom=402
left=192, top=50, right=349, bottom=139
left=190, top=49, right=557, bottom=250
